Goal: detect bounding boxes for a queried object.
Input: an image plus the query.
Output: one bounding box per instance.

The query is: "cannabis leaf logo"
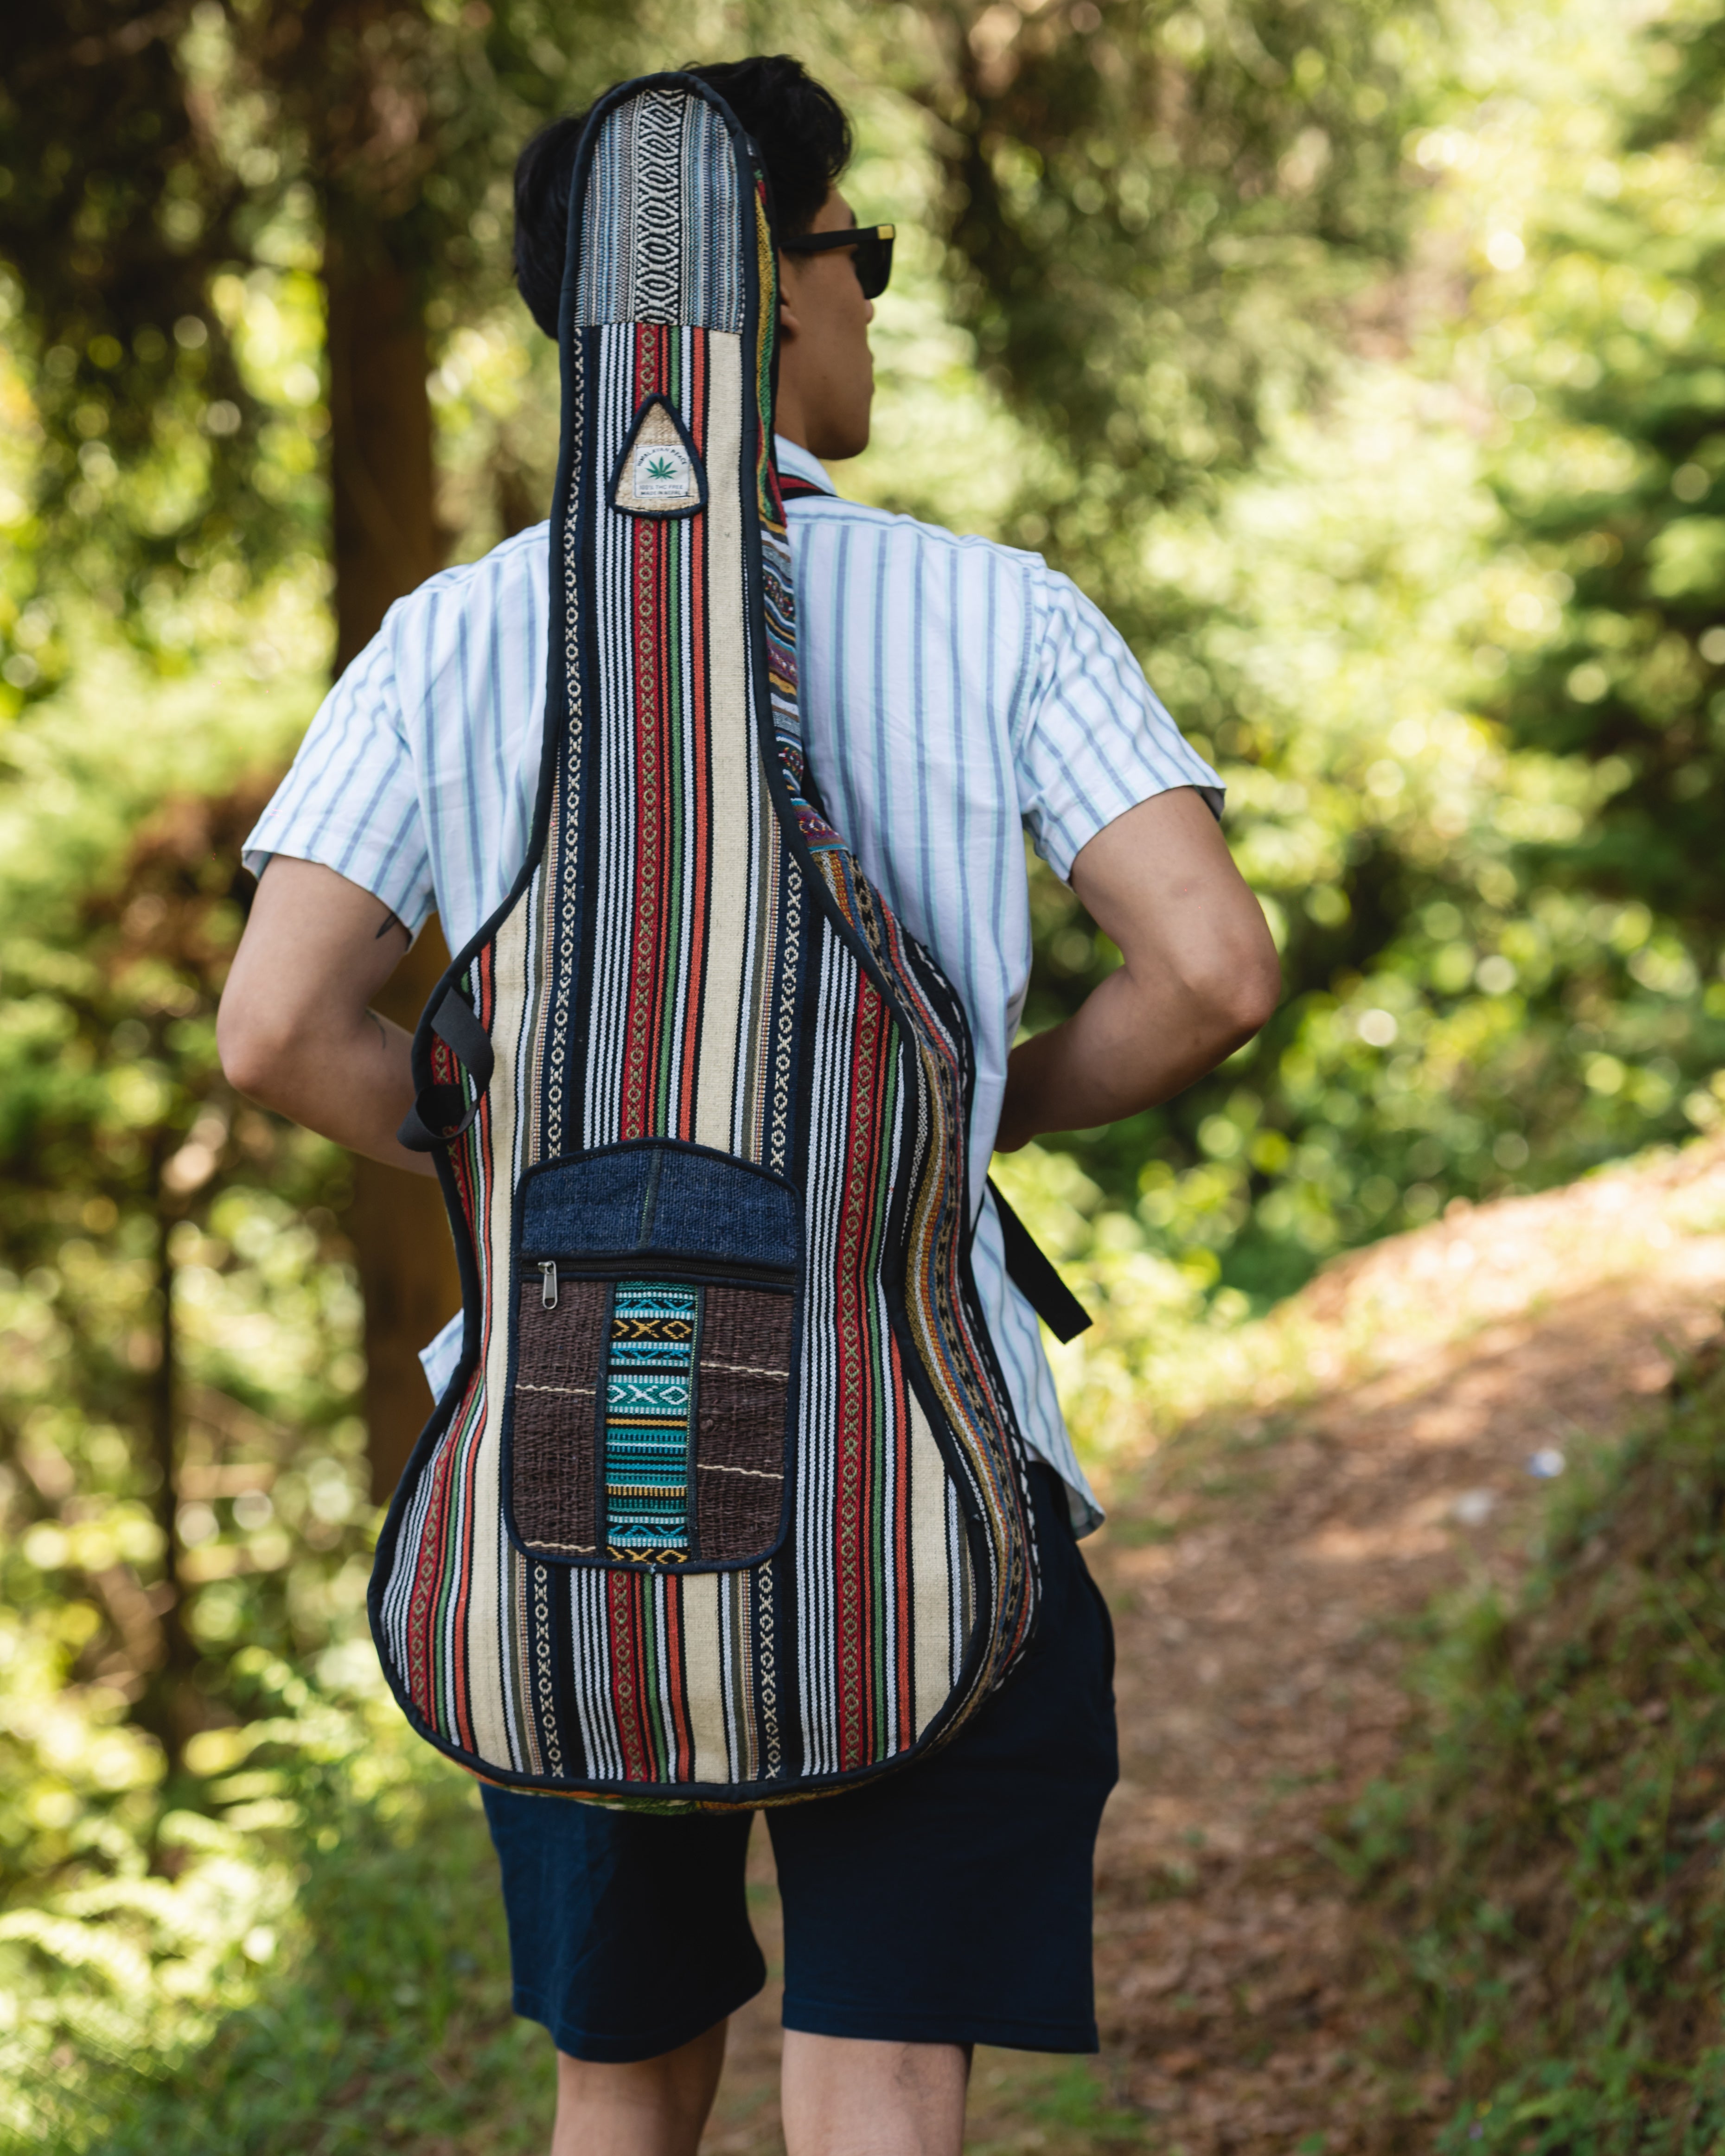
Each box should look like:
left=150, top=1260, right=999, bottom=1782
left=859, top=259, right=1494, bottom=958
left=645, top=453, right=677, bottom=481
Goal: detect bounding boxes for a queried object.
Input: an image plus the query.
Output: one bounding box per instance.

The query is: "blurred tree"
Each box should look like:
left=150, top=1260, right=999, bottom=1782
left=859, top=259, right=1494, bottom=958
left=875, top=0, right=1457, bottom=1279
left=248, top=0, right=476, bottom=1499
left=908, top=0, right=1427, bottom=543
left=0, top=0, right=639, bottom=1494
left=1488, top=0, right=1725, bottom=935
left=0, top=646, right=391, bottom=1857
left=0, top=768, right=348, bottom=1776
left=7, top=0, right=1715, bottom=1386
left=0, top=2, right=298, bottom=685
left=880, top=2, right=1725, bottom=1298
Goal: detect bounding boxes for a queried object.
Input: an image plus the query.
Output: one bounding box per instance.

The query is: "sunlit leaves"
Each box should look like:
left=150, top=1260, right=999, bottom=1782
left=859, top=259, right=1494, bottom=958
left=1449, top=0, right=1725, bottom=926
left=0, top=641, right=369, bottom=1888
left=906, top=0, right=1431, bottom=525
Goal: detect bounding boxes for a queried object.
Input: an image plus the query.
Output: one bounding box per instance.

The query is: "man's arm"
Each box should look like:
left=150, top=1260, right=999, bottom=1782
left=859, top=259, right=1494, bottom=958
left=217, top=857, right=438, bottom=1178
left=996, top=788, right=1280, bottom=1152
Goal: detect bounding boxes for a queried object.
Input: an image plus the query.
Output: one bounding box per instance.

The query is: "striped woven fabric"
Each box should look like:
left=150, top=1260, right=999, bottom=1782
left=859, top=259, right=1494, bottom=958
left=368, top=74, right=1039, bottom=1807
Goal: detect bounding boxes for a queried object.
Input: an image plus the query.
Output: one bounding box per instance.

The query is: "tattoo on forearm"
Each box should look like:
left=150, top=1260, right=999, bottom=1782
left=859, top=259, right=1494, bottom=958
left=375, top=908, right=406, bottom=941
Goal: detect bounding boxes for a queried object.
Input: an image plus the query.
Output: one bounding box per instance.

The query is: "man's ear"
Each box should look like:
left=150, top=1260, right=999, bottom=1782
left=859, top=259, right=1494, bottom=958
left=778, top=254, right=805, bottom=344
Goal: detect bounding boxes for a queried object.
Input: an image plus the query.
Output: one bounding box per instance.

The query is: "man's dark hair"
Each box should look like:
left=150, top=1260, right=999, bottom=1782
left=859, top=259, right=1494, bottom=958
left=512, top=56, right=853, bottom=338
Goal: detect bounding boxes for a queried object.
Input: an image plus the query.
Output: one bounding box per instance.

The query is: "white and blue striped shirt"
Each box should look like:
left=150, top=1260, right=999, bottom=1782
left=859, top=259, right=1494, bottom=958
left=244, top=436, right=1222, bottom=1532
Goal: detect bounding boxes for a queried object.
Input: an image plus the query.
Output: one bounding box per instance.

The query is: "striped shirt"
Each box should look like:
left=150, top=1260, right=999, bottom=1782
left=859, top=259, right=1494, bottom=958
left=244, top=435, right=1222, bottom=1532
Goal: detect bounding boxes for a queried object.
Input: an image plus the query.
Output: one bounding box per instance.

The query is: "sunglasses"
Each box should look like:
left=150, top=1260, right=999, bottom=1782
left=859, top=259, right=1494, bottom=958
left=780, top=223, right=895, bottom=301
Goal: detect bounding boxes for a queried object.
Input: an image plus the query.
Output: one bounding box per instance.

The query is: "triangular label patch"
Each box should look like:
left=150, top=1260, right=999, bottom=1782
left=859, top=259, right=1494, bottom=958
left=609, top=395, right=707, bottom=520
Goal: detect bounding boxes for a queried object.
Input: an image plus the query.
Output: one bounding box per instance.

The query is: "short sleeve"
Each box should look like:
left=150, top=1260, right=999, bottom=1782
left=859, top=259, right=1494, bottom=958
left=242, top=613, right=435, bottom=932
left=1014, top=567, right=1224, bottom=882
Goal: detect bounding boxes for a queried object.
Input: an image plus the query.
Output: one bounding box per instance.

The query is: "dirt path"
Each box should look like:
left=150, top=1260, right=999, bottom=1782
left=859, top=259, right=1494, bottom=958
left=704, top=1141, right=1725, bottom=2154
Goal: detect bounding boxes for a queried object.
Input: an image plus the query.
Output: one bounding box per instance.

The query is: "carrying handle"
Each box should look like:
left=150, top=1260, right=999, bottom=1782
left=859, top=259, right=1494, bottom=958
left=986, top=1177, right=1092, bottom=1343
left=397, top=989, right=495, bottom=1153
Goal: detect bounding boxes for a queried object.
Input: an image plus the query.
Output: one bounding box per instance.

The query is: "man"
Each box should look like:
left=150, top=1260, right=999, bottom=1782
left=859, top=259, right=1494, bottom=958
left=220, top=53, right=1279, bottom=2156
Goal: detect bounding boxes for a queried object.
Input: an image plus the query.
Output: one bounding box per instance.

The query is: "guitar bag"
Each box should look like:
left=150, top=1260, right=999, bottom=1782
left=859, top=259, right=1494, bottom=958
left=368, top=72, right=1043, bottom=1807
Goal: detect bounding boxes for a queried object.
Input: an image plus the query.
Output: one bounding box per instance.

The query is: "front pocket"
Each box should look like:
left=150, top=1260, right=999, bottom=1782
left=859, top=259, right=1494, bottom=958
left=507, top=1143, right=800, bottom=1568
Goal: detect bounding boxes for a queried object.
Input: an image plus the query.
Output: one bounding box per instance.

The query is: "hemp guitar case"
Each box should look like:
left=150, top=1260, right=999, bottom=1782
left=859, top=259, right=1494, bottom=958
left=368, top=74, right=1040, bottom=1808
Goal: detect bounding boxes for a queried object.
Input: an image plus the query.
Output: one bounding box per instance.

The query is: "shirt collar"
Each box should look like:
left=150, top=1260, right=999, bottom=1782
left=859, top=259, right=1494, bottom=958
left=774, top=435, right=838, bottom=498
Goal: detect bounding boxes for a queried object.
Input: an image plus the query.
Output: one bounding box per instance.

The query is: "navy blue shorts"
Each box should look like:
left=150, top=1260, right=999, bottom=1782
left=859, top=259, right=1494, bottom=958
left=479, top=1464, right=1117, bottom=2060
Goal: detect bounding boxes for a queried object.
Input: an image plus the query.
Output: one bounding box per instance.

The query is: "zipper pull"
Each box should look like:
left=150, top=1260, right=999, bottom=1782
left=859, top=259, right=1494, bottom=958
left=538, top=1260, right=558, bottom=1310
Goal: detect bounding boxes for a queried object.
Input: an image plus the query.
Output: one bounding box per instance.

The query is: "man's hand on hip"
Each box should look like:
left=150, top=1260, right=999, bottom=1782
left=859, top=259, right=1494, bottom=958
left=996, top=787, right=1281, bottom=1153
left=217, top=857, right=438, bottom=1178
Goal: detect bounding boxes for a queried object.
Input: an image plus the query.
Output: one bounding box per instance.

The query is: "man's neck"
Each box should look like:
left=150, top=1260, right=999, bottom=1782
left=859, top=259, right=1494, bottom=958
left=773, top=386, right=811, bottom=453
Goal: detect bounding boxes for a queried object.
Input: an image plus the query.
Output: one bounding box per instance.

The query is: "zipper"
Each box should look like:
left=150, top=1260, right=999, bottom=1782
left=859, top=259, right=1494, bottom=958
left=638, top=1147, right=666, bottom=1248
left=525, top=1252, right=795, bottom=1290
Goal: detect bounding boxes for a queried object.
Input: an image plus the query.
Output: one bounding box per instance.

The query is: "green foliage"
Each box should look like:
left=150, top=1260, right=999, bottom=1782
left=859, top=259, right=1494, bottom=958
left=0, top=1650, right=540, bottom=2156
left=1343, top=1341, right=1725, bottom=2151
left=1482, top=0, right=1725, bottom=933
left=0, top=632, right=371, bottom=1855
left=0, top=648, right=518, bottom=2127
left=3, top=1, right=1725, bottom=2137
left=0, top=0, right=646, bottom=675
left=0, top=16, right=327, bottom=669
left=891, top=0, right=1725, bottom=1301
left=906, top=0, right=1431, bottom=514
left=984, top=362, right=1725, bottom=1302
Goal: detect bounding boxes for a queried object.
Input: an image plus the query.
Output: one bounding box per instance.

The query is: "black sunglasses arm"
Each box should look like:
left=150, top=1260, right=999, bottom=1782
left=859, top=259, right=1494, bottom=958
left=780, top=223, right=893, bottom=253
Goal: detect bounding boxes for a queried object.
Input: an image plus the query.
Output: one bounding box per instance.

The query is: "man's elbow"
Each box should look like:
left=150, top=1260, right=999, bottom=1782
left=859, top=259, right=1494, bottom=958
left=216, top=991, right=299, bottom=1108
left=1199, top=944, right=1281, bottom=1050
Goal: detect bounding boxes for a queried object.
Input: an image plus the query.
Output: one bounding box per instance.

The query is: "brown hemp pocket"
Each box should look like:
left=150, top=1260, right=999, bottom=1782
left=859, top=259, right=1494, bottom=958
left=511, top=1276, right=606, bottom=1556
left=693, top=1285, right=792, bottom=1560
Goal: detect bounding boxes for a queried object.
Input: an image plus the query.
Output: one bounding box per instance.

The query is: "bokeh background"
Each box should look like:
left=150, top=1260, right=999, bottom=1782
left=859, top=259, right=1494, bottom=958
left=3, top=0, right=1725, bottom=2146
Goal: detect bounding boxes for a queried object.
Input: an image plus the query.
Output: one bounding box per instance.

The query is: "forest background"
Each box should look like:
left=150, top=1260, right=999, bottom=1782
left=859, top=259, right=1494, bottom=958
left=3, top=0, right=1725, bottom=2144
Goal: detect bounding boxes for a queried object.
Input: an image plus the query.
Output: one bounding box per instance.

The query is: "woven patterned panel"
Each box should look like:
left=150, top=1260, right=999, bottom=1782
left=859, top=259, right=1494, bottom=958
left=604, top=1282, right=699, bottom=1558
left=695, top=1286, right=792, bottom=1559
left=512, top=1277, right=605, bottom=1555
left=574, top=91, right=744, bottom=332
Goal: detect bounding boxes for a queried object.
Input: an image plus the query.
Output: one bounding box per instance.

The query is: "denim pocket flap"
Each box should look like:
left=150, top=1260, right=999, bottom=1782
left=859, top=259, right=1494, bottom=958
left=522, top=1144, right=799, bottom=1272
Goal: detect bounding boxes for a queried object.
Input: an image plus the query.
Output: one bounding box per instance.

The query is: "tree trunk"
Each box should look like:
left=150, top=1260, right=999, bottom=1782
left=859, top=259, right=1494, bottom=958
left=326, top=253, right=442, bottom=673
left=325, top=246, right=461, bottom=1499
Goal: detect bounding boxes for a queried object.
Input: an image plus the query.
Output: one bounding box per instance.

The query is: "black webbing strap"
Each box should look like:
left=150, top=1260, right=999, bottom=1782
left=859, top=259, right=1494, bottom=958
left=986, top=1177, right=1092, bottom=1343
left=778, top=474, right=826, bottom=502
left=397, top=989, right=496, bottom=1153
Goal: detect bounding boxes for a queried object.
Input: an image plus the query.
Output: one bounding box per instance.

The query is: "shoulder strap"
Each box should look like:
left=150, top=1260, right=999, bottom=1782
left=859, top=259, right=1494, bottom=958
left=779, top=468, right=1090, bottom=1342
left=986, top=1178, right=1091, bottom=1343
left=397, top=986, right=496, bottom=1153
